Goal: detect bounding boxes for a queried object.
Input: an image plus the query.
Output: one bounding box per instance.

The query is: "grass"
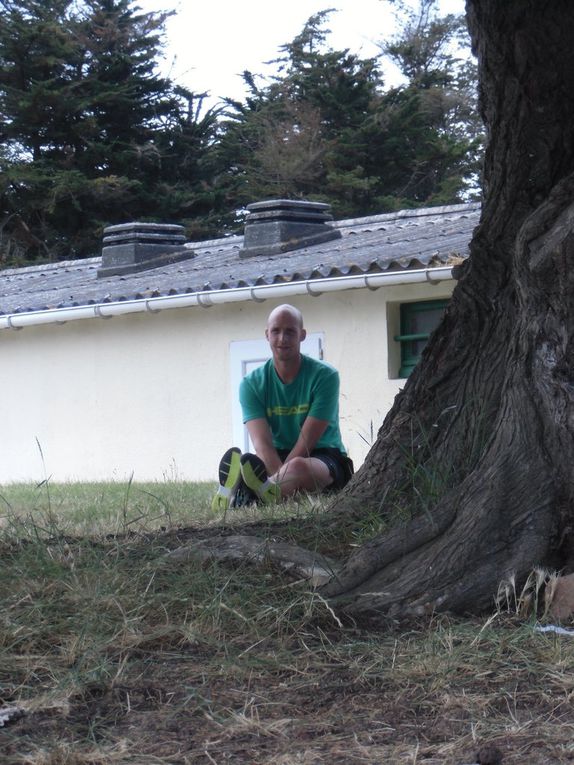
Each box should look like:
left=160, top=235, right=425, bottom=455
left=1, top=481, right=574, bottom=764
left=0, top=480, right=216, bottom=536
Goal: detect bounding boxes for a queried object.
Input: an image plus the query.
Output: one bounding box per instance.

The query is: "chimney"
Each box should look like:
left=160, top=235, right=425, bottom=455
left=97, top=222, right=191, bottom=278
left=239, top=199, right=341, bottom=259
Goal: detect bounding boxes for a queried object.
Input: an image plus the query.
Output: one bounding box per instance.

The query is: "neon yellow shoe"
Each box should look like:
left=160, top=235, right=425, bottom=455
left=239, top=453, right=282, bottom=504
left=229, top=477, right=259, bottom=508
left=211, top=447, right=242, bottom=511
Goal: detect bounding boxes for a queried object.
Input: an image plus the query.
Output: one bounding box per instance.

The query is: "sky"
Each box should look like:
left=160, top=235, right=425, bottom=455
left=137, top=0, right=467, bottom=107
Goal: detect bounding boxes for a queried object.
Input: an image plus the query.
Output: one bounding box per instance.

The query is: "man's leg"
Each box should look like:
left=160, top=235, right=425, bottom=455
left=274, top=457, right=333, bottom=496
left=240, top=453, right=332, bottom=502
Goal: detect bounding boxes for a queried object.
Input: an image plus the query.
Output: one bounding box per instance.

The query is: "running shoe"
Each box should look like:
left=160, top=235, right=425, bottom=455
left=211, top=447, right=242, bottom=511
left=229, top=477, right=259, bottom=508
left=239, top=453, right=282, bottom=504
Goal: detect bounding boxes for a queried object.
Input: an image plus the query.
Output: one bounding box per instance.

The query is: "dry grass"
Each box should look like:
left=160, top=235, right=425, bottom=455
left=1, top=482, right=574, bottom=764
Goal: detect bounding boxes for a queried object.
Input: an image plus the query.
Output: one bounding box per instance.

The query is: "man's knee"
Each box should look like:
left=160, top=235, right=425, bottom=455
left=280, top=457, right=307, bottom=482
left=280, top=456, right=331, bottom=492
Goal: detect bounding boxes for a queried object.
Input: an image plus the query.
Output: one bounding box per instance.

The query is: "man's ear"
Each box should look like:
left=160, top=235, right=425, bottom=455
left=300, top=328, right=307, bottom=341
left=265, top=328, right=270, bottom=341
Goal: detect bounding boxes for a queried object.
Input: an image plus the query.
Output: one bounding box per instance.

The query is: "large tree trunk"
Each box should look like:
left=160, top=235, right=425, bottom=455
left=322, top=0, right=574, bottom=621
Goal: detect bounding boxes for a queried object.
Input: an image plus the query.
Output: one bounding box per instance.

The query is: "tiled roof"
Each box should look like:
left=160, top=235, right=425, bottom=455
left=0, top=202, right=480, bottom=316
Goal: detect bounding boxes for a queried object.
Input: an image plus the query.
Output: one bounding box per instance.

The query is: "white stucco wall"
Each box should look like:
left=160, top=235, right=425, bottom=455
left=0, top=281, right=453, bottom=484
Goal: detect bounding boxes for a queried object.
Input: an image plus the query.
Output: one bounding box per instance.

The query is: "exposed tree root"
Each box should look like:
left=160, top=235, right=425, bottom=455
left=163, top=534, right=339, bottom=587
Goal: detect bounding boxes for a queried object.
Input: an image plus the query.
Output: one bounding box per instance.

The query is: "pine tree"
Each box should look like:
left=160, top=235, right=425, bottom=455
left=0, top=0, right=219, bottom=262
left=153, top=85, right=227, bottom=240
left=214, top=6, right=482, bottom=225
left=215, top=11, right=386, bottom=219
left=371, top=0, right=483, bottom=207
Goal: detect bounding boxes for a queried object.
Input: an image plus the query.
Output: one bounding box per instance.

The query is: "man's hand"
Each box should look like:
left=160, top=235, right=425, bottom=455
left=284, top=415, right=329, bottom=462
left=245, top=415, right=330, bottom=478
left=245, top=418, right=283, bottom=475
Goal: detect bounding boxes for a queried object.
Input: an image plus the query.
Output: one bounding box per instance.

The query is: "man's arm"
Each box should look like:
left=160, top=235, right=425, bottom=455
left=246, top=414, right=328, bottom=478
left=245, top=418, right=283, bottom=475
left=284, top=415, right=329, bottom=462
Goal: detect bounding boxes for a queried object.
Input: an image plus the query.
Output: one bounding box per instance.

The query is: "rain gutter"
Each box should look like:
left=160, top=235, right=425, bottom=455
left=0, top=265, right=454, bottom=331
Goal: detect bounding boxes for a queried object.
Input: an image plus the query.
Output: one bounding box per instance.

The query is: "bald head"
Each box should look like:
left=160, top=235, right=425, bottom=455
left=266, top=304, right=304, bottom=330
left=265, top=304, right=306, bottom=369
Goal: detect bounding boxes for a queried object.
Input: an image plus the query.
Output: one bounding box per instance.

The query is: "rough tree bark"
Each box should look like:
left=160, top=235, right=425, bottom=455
left=321, top=0, right=574, bottom=621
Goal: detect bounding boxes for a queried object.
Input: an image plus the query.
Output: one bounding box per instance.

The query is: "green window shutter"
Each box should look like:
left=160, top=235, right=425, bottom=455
left=395, top=299, right=449, bottom=377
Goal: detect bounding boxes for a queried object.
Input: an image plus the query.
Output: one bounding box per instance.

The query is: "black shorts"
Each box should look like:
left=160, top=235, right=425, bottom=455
left=277, top=448, right=354, bottom=491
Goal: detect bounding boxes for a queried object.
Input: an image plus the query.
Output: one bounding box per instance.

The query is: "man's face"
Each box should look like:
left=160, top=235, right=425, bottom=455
left=266, top=309, right=306, bottom=364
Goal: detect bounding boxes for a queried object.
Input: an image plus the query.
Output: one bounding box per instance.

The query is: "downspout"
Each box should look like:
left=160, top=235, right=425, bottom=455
left=0, top=266, right=453, bottom=331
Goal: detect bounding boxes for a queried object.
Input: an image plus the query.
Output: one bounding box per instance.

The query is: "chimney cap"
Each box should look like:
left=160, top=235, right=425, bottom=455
left=98, top=222, right=191, bottom=278
left=246, top=198, right=331, bottom=212
left=240, top=199, right=341, bottom=259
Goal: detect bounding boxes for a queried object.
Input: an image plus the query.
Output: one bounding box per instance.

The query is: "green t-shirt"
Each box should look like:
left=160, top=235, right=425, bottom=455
left=239, top=355, right=346, bottom=453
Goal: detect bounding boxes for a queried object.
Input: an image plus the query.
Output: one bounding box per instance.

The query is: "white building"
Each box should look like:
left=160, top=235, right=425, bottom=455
left=0, top=200, right=479, bottom=484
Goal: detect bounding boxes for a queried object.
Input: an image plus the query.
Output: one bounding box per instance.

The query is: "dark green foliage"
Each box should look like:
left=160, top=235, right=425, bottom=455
left=214, top=11, right=387, bottom=217
left=377, top=0, right=483, bottom=206
left=215, top=4, right=482, bottom=224
left=0, top=0, right=482, bottom=264
left=0, top=0, right=221, bottom=262
left=153, top=87, right=229, bottom=240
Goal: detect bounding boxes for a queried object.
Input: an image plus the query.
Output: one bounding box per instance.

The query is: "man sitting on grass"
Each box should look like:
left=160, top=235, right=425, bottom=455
left=212, top=303, right=353, bottom=509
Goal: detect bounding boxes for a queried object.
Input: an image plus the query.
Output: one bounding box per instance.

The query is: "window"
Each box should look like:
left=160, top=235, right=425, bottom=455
left=395, top=299, right=448, bottom=377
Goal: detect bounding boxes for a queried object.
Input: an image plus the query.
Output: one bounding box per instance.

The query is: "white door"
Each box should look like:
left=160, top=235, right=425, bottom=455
left=230, top=333, right=324, bottom=452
